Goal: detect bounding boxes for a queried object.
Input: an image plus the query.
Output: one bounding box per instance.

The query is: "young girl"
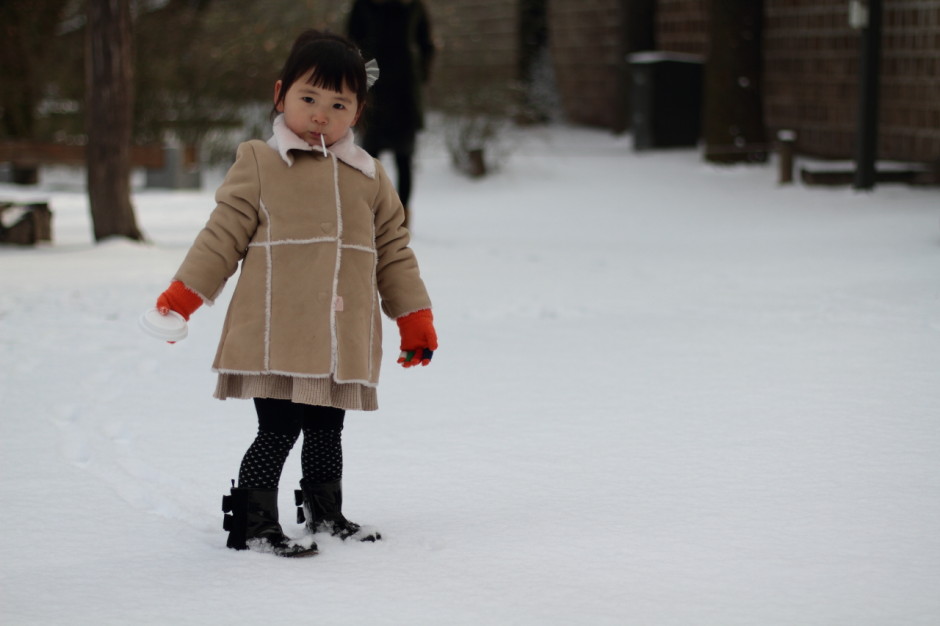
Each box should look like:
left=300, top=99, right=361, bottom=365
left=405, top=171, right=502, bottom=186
left=154, top=30, right=437, bottom=557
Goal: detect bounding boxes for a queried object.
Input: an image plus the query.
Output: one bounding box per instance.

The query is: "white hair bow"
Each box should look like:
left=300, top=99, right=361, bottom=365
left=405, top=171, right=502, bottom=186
left=365, top=59, right=380, bottom=89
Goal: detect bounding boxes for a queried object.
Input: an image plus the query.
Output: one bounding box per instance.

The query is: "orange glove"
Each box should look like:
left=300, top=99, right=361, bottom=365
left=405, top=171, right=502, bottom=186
left=157, top=281, right=203, bottom=321
left=396, top=309, right=437, bottom=368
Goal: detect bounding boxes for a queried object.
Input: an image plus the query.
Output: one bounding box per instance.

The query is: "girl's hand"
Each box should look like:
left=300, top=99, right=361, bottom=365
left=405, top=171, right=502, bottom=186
left=156, top=281, right=203, bottom=321
left=398, top=348, right=434, bottom=368
left=396, top=309, right=437, bottom=368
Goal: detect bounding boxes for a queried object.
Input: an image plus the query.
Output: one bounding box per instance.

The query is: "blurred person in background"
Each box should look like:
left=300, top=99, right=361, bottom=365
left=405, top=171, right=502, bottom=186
left=348, top=0, right=435, bottom=230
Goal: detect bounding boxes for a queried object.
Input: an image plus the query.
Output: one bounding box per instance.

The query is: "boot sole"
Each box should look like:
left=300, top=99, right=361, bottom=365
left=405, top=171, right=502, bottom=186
left=245, top=537, right=319, bottom=558
left=283, top=548, right=318, bottom=558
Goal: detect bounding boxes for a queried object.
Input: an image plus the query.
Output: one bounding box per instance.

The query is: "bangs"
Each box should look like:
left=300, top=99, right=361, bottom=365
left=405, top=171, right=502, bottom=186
left=280, top=31, right=368, bottom=102
left=304, top=46, right=364, bottom=96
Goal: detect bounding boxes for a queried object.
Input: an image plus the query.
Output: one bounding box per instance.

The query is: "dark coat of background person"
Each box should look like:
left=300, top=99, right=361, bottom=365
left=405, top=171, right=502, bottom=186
left=347, top=0, right=435, bottom=220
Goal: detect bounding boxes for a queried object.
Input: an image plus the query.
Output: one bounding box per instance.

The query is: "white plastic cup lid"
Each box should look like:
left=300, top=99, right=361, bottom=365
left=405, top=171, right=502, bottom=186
left=138, top=308, right=188, bottom=342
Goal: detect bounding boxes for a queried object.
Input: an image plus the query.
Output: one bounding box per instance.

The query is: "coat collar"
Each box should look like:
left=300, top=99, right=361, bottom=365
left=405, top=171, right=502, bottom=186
left=267, top=114, right=376, bottom=179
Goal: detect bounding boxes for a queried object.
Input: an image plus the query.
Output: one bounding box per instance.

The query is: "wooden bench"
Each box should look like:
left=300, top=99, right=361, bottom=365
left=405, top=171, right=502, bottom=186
left=0, top=201, right=53, bottom=245
left=0, top=140, right=199, bottom=188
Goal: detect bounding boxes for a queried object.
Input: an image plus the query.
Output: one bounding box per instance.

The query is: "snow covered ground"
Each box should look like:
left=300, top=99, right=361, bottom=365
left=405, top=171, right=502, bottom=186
left=1, top=125, right=938, bottom=625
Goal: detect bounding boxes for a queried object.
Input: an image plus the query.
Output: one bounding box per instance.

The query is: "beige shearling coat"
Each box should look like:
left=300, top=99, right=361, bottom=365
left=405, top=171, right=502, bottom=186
left=173, top=117, right=431, bottom=410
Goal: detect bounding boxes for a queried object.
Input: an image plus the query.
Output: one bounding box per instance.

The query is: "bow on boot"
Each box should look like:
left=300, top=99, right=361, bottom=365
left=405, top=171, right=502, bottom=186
left=222, top=483, right=317, bottom=557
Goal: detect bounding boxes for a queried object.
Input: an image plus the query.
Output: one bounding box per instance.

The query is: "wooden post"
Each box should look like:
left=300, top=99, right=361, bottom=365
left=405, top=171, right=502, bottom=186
left=777, top=130, right=796, bottom=184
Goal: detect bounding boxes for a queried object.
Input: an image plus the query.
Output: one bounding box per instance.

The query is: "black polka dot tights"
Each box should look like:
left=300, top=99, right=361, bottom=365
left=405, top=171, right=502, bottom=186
left=237, top=398, right=346, bottom=489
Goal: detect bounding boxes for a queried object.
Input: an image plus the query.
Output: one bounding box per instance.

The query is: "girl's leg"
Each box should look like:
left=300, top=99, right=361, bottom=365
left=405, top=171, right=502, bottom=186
left=295, top=406, right=379, bottom=541
left=236, top=398, right=303, bottom=489
left=300, top=405, right=345, bottom=483
left=224, top=398, right=316, bottom=557
left=393, top=137, right=416, bottom=209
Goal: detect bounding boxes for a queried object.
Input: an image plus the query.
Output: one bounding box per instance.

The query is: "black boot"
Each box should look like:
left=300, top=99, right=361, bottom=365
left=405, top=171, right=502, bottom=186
left=295, top=479, right=381, bottom=542
left=222, top=484, right=317, bottom=557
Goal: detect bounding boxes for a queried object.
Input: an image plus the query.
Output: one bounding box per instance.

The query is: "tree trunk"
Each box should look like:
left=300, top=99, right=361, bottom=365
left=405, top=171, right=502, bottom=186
left=86, top=0, right=143, bottom=242
left=703, top=0, right=766, bottom=164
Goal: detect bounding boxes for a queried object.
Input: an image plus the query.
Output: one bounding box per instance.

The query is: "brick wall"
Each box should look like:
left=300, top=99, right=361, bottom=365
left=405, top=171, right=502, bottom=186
left=764, top=0, right=940, bottom=163
left=316, top=1, right=938, bottom=164
left=763, top=2, right=857, bottom=158
left=655, top=0, right=708, bottom=55
left=424, top=0, right=521, bottom=108
left=879, top=0, right=940, bottom=162
left=547, top=0, right=627, bottom=128
left=545, top=0, right=709, bottom=130
left=653, top=0, right=940, bottom=163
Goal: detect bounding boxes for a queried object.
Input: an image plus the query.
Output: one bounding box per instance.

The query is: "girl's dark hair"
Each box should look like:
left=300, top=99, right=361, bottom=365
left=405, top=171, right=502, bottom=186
left=272, top=30, right=369, bottom=118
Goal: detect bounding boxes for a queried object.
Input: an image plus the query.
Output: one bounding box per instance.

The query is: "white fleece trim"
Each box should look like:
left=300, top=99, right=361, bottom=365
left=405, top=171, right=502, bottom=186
left=267, top=114, right=376, bottom=178
left=214, top=368, right=327, bottom=378
left=341, top=243, right=377, bottom=254
left=367, top=248, right=378, bottom=381
left=394, top=306, right=432, bottom=320
left=329, top=152, right=343, bottom=376
left=368, top=212, right=379, bottom=381
left=328, top=130, right=376, bottom=178
left=212, top=368, right=379, bottom=388
left=259, top=199, right=274, bottom=371
left=333, top=377, right=378, bottom=387
left=249, top=237, right=338, bottom=247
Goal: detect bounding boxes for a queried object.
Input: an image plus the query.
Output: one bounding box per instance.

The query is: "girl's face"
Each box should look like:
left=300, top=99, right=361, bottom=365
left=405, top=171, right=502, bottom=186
left=274, top=68, right=363, bottom=147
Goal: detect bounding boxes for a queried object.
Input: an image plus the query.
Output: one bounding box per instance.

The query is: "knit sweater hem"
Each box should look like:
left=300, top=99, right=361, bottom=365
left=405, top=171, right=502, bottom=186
left=214, top=373, right=378, bottom=411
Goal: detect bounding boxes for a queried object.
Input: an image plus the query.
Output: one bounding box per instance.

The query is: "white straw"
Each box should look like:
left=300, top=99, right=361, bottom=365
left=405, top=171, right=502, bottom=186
left=320, top=134, right=328, bottom=157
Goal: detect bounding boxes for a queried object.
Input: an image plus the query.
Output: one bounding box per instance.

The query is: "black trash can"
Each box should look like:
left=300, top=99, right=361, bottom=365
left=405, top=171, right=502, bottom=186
left=628, top=52, right=704, bottom=151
